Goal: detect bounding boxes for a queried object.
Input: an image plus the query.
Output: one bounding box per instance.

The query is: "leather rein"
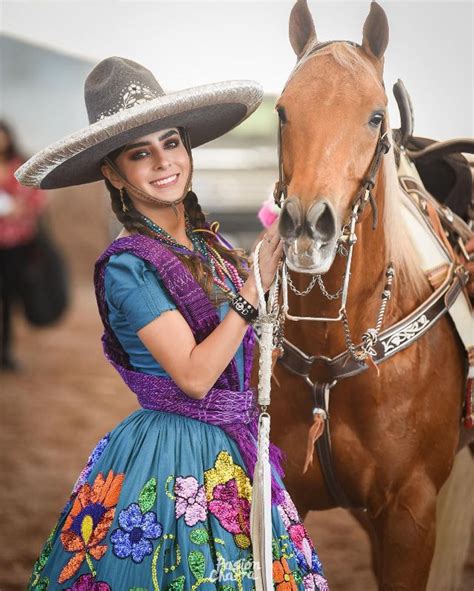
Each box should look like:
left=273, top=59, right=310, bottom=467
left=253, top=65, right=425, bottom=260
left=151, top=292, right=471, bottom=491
left=273, top=41, right=469, bottom=508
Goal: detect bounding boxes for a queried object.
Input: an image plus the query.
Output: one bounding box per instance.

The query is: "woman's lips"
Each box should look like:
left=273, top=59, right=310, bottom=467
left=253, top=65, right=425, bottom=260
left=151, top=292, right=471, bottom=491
left=150, top=173, right=179, bottom=188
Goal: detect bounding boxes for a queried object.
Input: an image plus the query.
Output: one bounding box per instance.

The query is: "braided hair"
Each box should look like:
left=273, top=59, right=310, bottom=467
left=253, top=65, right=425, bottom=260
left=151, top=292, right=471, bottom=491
left=103, top=132, right=249, bottom=302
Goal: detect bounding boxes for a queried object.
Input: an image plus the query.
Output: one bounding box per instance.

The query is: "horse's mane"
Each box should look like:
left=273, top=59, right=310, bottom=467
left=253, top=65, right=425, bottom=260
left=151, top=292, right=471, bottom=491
left=295, top=42, right=427, bottom=295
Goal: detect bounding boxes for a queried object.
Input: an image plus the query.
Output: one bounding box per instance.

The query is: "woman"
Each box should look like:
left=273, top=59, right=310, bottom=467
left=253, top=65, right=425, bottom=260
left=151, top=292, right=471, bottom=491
left=0, top=120, right=46, bottom=369
left=16, top=57, right=328, bottom=590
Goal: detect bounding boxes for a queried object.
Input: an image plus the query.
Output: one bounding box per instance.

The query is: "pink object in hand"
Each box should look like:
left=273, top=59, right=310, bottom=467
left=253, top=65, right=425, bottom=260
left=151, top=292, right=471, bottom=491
left=257, top=196, right=280, bottom=228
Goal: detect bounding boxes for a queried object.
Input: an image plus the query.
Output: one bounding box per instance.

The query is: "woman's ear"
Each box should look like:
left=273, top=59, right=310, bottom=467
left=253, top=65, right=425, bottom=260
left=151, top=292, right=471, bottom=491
left=101, top=162, right=123, bottom=190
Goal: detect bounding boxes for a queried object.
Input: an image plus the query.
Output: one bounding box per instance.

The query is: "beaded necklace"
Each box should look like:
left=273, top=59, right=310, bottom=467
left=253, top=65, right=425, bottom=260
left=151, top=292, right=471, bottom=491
left=140, top=214, right=244, bottom=299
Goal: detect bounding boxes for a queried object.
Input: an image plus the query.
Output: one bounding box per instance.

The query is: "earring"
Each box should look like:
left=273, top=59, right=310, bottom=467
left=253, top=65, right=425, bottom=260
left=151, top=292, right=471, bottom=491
left=119, top=188, right=129, bottom=212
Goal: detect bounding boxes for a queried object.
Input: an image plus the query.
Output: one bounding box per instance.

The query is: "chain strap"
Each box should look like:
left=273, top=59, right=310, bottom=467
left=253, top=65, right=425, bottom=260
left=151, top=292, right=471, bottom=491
left=341, top=264, right=395, bottom=362
left=287, top=272, right=318, bottom=296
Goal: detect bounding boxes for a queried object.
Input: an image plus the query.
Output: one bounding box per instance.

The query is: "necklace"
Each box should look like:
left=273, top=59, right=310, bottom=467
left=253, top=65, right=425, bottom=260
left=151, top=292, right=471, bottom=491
left=140, top=214, right=244, bottom=299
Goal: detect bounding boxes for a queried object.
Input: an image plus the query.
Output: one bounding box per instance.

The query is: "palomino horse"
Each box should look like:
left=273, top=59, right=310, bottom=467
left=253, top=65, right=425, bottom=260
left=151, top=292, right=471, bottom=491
left=267, top=1, right=471, bottom=589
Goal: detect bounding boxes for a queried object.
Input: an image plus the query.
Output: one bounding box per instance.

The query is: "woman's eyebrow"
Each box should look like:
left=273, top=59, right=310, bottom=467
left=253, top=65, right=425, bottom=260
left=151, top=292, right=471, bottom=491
left=122, top=142, right=148, bottom=153
left=158, top=130, right=179, bottom=141
left=122, top=130, right=178, bottom=152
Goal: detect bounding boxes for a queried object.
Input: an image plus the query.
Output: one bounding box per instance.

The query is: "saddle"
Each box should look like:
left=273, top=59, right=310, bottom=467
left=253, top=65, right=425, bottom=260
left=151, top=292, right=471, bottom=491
left=389, top=81, right=473, bottom=426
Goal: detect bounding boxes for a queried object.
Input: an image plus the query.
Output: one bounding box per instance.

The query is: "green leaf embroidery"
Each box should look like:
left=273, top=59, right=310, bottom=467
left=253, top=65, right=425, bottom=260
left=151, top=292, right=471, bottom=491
left=165, top=576, right=185, bottom=591
left=139, top=478, right=157, bottom=513
left=32, top=577, right=49, bottom=591
left=188, top=550, right=206, bottom=580
left=272, top=538, right=280, bottom=560
left=190, top=528, right=209, bottom=545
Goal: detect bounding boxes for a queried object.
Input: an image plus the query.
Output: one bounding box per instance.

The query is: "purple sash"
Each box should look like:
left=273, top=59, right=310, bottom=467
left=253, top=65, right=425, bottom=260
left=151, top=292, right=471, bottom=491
left=94, top=234, right=284, bottom=504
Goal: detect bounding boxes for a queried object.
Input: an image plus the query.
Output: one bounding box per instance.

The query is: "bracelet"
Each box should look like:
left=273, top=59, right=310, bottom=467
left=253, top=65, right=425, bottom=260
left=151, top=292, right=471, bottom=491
left=230, top=293, right=259, bottom=323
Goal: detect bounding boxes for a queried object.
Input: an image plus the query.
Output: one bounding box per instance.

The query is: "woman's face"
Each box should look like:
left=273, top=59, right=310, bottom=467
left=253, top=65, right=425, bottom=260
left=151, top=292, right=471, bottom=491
left=106, top=128, right=191, bottom=205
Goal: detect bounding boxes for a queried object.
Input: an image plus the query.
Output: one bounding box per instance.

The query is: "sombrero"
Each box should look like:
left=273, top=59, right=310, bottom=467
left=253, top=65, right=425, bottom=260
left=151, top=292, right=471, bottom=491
left=15, top=56, right=264, bottom=189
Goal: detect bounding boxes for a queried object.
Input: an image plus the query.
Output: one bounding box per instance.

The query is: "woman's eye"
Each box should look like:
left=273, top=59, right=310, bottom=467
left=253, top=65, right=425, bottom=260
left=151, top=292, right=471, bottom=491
left=165, top=139, right=180, bottom=149
left=369, top=113, right=384, bottom=127
left=130, top=151, right=149, bottom=160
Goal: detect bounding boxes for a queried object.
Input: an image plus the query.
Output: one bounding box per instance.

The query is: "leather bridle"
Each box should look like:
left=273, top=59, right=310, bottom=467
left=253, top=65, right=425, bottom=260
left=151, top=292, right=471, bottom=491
left=273, top=41, right=391, bottom=231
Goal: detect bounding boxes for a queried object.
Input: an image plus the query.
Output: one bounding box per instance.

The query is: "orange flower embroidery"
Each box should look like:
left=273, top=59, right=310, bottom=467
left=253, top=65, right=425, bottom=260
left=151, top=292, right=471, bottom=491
left=58, top=470, right=124, bottom=583
left=273, top=556, right=298, bottom=591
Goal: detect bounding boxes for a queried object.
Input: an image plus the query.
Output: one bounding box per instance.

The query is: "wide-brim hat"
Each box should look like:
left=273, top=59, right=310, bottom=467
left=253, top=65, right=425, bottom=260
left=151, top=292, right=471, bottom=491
left=15, top=57, right=264, bottom=189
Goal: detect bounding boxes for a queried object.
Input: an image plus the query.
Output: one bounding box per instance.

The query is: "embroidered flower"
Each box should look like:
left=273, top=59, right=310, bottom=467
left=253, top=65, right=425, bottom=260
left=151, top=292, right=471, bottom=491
left=111, top=503, right=162, bottom=563
left=204, top=451, right=252, bottom=548
left=311, top=573, right=330, bottom=591
left=71, top=434, right=111, bottom=497
left=58, top=471, right=124, bottom=584
left=174, top=476, right=207, bottom=526
left=208, top=479, right=250, bottom=540
left=288, top=523, right=324, bottom=576
left=64, top=573, right=112, bottom=591
left=273, top=556, right=298, bottom=591
left=278, top=490, right=300, bottom=529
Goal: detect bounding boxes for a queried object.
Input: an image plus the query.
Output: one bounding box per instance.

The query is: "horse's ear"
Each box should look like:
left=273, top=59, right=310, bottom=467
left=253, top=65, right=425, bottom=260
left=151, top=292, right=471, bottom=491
left=289, top=0, right=317, bottom=59
left=361, top=2, right=389, bottom=60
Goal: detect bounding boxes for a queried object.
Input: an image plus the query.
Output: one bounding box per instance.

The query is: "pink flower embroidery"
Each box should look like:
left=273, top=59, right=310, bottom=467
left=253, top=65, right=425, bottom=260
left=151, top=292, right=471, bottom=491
left=174, top=476, right=207, bottom=526
left=289, top=524, right=313, bottom=568
left=305, top=574, right=330, bottom=591
left=278, top=490, right=300, bottom=529
left=208, top=478, right=250, bottom=536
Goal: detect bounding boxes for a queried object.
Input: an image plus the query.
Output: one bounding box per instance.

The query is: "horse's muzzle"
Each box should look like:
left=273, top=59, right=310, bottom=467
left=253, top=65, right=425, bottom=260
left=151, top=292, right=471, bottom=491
left=279, top=197, right=339, bottom=274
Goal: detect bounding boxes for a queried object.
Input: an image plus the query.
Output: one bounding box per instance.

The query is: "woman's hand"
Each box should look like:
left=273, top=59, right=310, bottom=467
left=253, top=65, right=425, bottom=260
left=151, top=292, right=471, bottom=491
left=250, top=218, right=284, bottom=293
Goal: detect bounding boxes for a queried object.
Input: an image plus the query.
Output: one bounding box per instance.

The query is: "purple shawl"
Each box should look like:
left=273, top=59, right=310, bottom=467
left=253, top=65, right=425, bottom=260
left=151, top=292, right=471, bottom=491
left=94, top=234, right=284, bottom=504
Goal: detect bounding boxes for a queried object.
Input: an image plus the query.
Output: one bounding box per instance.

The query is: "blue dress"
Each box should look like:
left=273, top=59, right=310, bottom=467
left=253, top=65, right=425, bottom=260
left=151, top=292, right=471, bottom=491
left=27, top=253, right=329, bottom=591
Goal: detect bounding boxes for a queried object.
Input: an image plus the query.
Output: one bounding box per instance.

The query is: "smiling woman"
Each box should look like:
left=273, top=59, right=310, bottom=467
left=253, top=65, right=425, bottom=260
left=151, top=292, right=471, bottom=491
left=14, top=54, right=329, bottom=590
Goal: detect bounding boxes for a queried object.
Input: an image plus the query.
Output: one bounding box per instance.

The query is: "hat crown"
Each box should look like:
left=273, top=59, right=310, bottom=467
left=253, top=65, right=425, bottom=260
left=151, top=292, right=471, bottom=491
left=85, top=57, right=165, bottom=123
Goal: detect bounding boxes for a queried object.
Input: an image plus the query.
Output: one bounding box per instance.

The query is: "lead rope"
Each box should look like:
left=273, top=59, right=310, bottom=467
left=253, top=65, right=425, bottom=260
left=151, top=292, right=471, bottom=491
left=250, top=239, right=281, bottom=591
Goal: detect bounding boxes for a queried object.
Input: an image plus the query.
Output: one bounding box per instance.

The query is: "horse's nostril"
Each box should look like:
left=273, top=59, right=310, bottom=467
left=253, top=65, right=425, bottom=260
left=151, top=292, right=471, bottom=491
left=279, top=198, right=302, bottom=238
left=309, top=202, right=336, bottom=243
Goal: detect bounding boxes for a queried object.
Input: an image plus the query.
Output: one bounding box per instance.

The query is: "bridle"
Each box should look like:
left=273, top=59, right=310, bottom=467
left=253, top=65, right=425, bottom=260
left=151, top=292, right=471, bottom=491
left=274, top=40, right=392, bottom=334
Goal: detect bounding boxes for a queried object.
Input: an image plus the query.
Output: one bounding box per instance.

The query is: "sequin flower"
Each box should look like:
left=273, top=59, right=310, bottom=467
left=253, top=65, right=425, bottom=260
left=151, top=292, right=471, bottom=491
left=71, top=434, right=111, bottom=497
left=111, top=503, right=162, bottom=563
left=273, top=556, right=298, bottom=591
left=174, top=476, right=207, bottom=526
left=303, top=573, right=330, bottom=591
left=278, top=490, right=300, bottom=529
left=64, top=573, right=112, bottom=591
left=58, top=471, right=124, bottom=584
left=288, top=523, right=324, bottom=576
left=208, top=479, right=250, bottom=538
left=204, top=451, right=252, bottom=548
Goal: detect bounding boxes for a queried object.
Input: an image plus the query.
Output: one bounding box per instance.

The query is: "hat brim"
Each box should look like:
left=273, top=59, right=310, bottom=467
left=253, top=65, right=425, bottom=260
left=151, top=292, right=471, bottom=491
left=15, top=80, right=263, bottom=189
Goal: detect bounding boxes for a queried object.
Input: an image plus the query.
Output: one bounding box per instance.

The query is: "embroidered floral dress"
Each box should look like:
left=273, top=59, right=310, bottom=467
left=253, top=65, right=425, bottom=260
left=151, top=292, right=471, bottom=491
left=28, top=238, right=329, bottom=591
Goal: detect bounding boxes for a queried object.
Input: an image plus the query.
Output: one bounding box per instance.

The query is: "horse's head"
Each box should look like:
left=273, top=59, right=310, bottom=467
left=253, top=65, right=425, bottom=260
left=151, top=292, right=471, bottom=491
left=277, top=0, right=389, bottom=274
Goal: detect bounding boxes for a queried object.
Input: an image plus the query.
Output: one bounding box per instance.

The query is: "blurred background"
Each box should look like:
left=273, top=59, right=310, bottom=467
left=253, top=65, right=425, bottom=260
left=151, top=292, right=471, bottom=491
left=0, top=1, right=473, bottom=589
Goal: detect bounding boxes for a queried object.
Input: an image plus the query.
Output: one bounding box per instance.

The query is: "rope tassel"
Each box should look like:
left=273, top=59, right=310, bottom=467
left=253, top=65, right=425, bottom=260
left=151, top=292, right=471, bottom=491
left=251, top=240, right=282, bottom=591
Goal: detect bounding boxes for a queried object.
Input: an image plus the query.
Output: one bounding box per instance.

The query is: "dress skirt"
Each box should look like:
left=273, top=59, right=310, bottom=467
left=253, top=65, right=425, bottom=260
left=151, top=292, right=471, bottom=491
left=28, top=409, right=329, bottom=591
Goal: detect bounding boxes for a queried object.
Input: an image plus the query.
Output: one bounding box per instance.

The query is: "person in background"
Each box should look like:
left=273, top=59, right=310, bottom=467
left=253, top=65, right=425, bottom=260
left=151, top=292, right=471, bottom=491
left=0, top=120, right=46, bottom=370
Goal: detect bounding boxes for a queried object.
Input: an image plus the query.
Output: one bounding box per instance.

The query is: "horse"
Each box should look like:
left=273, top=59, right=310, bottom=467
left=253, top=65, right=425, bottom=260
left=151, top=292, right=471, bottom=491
left=265, top=1, right=473, bottom=589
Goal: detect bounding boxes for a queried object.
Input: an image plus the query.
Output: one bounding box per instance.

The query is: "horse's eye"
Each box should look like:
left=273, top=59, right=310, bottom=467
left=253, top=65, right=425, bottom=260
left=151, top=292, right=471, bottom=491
left=277, top=106, right=287, bottom=124
left=369, top=112, right=384, bottom=127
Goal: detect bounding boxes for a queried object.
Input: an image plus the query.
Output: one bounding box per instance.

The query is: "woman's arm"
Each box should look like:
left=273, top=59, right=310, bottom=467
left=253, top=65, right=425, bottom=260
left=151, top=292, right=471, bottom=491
left=138, top=220, right=283, bottom=399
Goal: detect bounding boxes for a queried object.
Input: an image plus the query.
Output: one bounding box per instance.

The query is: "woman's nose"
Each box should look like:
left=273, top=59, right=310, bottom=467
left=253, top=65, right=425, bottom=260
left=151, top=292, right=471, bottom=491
left=152, top=149, right=171, bottom=169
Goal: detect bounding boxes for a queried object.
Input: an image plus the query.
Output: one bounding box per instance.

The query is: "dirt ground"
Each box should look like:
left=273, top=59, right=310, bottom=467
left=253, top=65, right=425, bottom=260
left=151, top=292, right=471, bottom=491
left=1, top=283, right=473, bottom=590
